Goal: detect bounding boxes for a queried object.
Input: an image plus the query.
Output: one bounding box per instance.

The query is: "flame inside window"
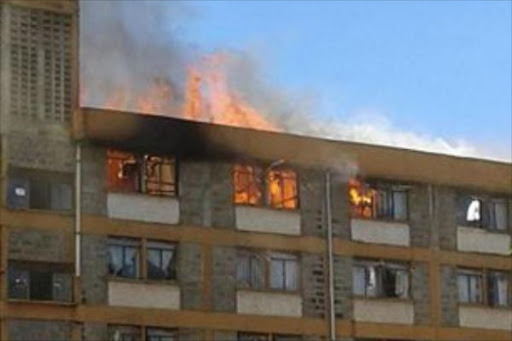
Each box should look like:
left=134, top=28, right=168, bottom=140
left=233, top=164, right=263, bottom=205
left=266, top=169, right=298, bottom=210
left=106, top=150, right=139, bottom=193
left=348, top=178, right=376, bottom=218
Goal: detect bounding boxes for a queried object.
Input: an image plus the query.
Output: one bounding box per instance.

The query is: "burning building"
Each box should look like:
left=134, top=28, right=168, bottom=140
left=0, top=1, right=511, bottom=341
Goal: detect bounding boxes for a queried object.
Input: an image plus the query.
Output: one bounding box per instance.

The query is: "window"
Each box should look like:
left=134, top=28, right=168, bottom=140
left=457, top=270, right=483, bottom=304
left=269, top=253, right=298, bottom=291
left=6, top=168, right=73, bottom=211
left=233, top=163, right=298, bottom=210
left=488, top=271, right=510, bottom=307
left=236, top=250, right=263, bottom=289
left=353, top=260, right=409, bottom=299
left=457, top=195, right=509, bottom=231
left=146, top=328, right=177, bottom=341
left=106, top=150, right=177, bottom=197
left=108, top=325, right=140, bottom=341
left=146, top=241, right=177, bottom=280
left=108, top=238, right=140, bottom=279
left=348, top=179, right=408, bottom=221
left=236, top=250, right=298, bottom=292
left=8, top=261, right=72, bottom=302
left=238, top=333, right=302, bottom=341
left=233, top=164, right=263, bottom=205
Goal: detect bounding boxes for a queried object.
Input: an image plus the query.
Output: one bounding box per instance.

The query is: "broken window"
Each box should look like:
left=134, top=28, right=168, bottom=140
left=353, top=260, right=409, bottom=299
left=348, top=179, right=408, bottom=221
left=108, top=325, right=140, bottom=341
left=457, top=195, right=509, bottom=231
left=108, top=238, right=140, bottom=279
left=146, top=241, right=177, bottom=280
left=106, top=149, right=177, bottom=197
left=269, top=252, right=298, bottom=291
left=236, top=250, right=263, bottom=289
left=457, top=269, right=483, bottom=304
left=488, top=271, right=510, bottom=307
left=146, top=328, right=177, bottom=341
left=266, top=169, right=298, bottom=209
left=233, top=164, right=263, bottom=205
left=6, top=168, right=73, bottom=211
left=7, top=261, right=72, bottom=302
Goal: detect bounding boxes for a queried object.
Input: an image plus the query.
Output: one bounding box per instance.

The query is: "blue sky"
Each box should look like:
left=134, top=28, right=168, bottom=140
left=175, top=0, right=511, bottom=160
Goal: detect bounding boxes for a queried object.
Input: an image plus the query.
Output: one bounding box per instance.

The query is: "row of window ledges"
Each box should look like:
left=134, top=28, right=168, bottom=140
left=7, top=150, right=511, bottom=232
left=8, top=237, right=511, bottom=308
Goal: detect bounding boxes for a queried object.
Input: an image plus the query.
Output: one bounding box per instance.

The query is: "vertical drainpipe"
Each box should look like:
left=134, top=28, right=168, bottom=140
left=325, top=171, right=336, bottom=341
left=75, top=143, right=81, bottom=280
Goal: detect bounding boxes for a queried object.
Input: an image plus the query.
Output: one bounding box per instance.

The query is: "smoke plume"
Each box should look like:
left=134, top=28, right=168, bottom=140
left=80, top=0, right=509, bottom=162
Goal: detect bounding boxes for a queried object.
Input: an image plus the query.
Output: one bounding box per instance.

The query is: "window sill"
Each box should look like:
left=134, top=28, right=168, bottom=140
left=234, top=203, right=299, bottom=213
left=458, top=302, right=510, bottom=310
left=107, top=190, right=178, bottom=200
left=457, top=225, right=510, bottom=235
left=350, top=216, right=409, bottom=224
left=352, top=295, right=412, bottom=303
left=6, top=207, right=73, bottom=216
left=7, top=298, right=75, bottom=306
left=107, top=276, right=180, bottom=287
left=236, top=287, right=301, bottom=296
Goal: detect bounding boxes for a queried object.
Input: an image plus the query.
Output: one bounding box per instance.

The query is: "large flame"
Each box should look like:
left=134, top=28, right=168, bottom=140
left=97, top=53, right=278, bottom=132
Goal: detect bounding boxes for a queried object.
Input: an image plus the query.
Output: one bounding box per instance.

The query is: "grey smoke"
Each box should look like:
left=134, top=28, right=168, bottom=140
left=80, top=0, right=509, bottom=162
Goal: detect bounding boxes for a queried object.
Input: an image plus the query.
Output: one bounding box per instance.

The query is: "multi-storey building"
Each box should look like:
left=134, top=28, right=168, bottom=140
left=0, top=1, right=510, bottom=341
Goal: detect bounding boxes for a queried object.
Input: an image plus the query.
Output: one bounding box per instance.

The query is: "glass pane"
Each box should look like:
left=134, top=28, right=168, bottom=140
left=8, top=267, right=29, bottom=299
left=494, top=201, right=507, bottom=231
left=393, top=191, right=408, bottom=221
left=249, top=256, right=262, bottom=289
left=123, top=247, right=139, bottom=278
left=376, top=190, right=390, bottom=218
left=147, top=249, right=163, bottom=279
left=285, top=260, right=297, bottom=291
left=236, top=254, right=249, bottom=285
left=270, top=259, right=284, bottom=290
left=108, top=245, right=123, bottom=276
left=366, top=266, right=378, bottom=297
left=395, top=269, right=409, bottom=298
left=469, top=275, right=482, bottom=303
left=352, top=266, right=366, bottom=296
left=162, top=250, right=175, bottom=279
left=457, top=275, right=469, bottom=302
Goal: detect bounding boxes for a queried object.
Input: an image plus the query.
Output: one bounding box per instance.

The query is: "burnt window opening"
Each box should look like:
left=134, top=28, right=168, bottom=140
left=6, top=168, right=73, bottom=211
left=233, top=163, right=298, bottom=210
left=236, top=250, right=298, bottom=292
left=8, top=261, right=72, bottom=302
left=348, top=179, right=408, bottom=221
left=457, top=195, right=509, bottom=231
left=106, top=150, right=177, bottom=197
left=108, top=325, right=140, bottom=341
left=353, top=260, right=409, bottom=299
left=146, top=241, right=177, bottom=281
left=457, top=269, right=483, bottom=304
left=488, top=271, right=510, bottom=307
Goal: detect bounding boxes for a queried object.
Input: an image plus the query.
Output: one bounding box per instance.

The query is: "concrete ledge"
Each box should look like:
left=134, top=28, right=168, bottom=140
left=236, top=290, right=302, bottom=317
left=107, top=193, right=180, bottom=225
left=351, top=219, right=410, bottom=246
left=459, top=306, right=512, bottom=330
left=353, top=299, right=414, bottom=324
left=235, top=206, right=301, bottom=235
left=457, top=226, right=511, bottom=255
left=108, top=281, right=180, bottom=310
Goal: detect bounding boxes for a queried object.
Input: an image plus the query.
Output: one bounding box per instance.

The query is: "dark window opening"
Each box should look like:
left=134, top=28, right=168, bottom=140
left=146, top=241, right=177, bottom=280
left=353, top=260, right=409, bottom=299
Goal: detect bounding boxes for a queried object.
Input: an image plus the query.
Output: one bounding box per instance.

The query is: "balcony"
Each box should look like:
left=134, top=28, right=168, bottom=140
left=353, top=298, right=414, bottom=324
left=459, top=306, right=512, bottom=330
left=235, top=206, right=301, bottom=235
left=107, top=192, right=180, bottom=225
left=236, top=290, right=302, bottom=317
left=108, top=281, right=180, bottom=310
left=351, top=219, right=410, bottom=247
left=456, top=226, right=511, bottom=255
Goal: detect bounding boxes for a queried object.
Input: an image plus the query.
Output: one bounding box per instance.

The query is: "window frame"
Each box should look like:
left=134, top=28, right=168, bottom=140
left=235, top=249, right=300, bottom=293
left=146, top=240, right=178, bottom=281
left=456, top=194, right=510, bottom=232
left=352, top=259, right=410, bottom=300
left=106, top=149, right=178, bottom=198
left=457, top=269, right=484, bottom=304
left=487, top=270, right=510, bottom=308
left=232, top=163, right=300, bottom=211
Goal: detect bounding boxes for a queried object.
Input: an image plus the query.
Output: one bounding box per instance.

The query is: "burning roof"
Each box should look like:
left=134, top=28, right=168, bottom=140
left=75, top=107, right=512, bottom=194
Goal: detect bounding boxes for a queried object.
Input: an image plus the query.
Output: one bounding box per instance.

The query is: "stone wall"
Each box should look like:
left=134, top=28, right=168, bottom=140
left=210, top=162, right=235, bottom=228
left=334, top=255, right=353, bottom=320
left=299, top=168, right=325, bottom=237
left=409, top=184, right=431, bottom=248
left=178, top=242, right=202, bottom=310
left=8, top=228, right=72, bottom=263
left=302, top=252, right=326, bottom=318
left=81, top=235, right=108, bottom=304
left=81, top=144, right=107, bottom=216
left=8, top=319, right=71, bottom=341
left=180, top=161, right=212, bottom=226
left=437, top=186, right=457, bottom=251
left=82, top=323, right=108, bottom=341
left=440, top=265, right=459, bottom=326
left=212, top=246, right=236, bottom=312
left=411, top=262, right=430, bottom=325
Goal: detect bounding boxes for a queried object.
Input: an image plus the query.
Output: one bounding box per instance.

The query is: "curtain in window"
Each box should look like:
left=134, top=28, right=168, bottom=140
left=493, top=201, right=507, bottom=231
left=457, top=275, right=469, bottom=302
left=393, top=191, right=408, bottom=221
left=124, top=247, right=139, bottom=278
left=469, top=275, right=482, bottom=303
left=270, top=259, right=284, bottom=290
left=108, top=245, right=123, bottom=276
left=365, top=266, right=378, bottom=297
left=394, top=269, right=409, bottom=298
left=352, top=266, right=366, bottom=296
left=236, top=254, right=250, bottom=285
left=285, top=260, right=297, bottom=290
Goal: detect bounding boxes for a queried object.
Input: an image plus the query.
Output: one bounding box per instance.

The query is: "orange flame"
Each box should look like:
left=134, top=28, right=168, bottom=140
left=96, top=53, right=279, bottom=132
left=348, top=178, right=376, bottom=218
